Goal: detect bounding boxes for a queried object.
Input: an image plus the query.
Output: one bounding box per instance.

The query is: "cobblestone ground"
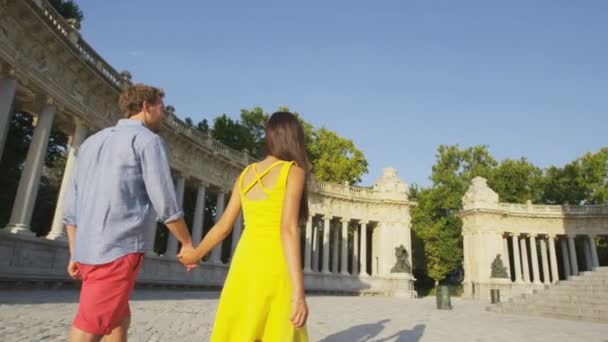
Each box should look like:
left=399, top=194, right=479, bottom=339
left=1, top=289, right=607, bottom=341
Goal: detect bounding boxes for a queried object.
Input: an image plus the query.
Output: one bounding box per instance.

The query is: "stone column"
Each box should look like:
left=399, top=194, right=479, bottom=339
left=321, top=216, right=331, bottom=273
left=352, top=225, right=359, bottom=275
left=462, top=232, right=471, bottom=283
left=312, top=222, right=319, bottom=272
left=332, top=225, right=339, bottom=273
left=589, top=235, right=600, bottom=269
left=529, top=234, right=541, bottom=284
left=166, top=176, right=186, bottom=255
left=360, top=221, right=368, bottom=276
left=520, top=236, right=531, bottom=283
left=511, top=234, right=522, bottom=283
left=583, top=237, right=593, bottom=271
left=372, top=226, right=379, bottom=276
left=191, top=183, right=207, bottom=245
left=209, top=191, right=226, bottom=263
left=230, top=212, right=243, bottom=257
left=47, top=119, right=88, bottom=240
left=6, top=100, right=56, bottom=234
left=340, top=218, right=349, bottom=275
left=502, top=235, right=510, bottom=278
left=0, top=73, right=17, bottom=160
left=548, top=235, right=559, bottom=283
left=567, top=235, right=579, bottom=276
left=303, top=215, right=313, bottom=272
left=560, top=237, right=571, bottom=278
left=540, top=237, right=550, bottom=285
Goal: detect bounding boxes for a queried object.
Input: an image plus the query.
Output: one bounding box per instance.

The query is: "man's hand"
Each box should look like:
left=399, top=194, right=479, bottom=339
left=178, top=243, right=200, bottom=271
left=67, top=261, right=81, bottom=280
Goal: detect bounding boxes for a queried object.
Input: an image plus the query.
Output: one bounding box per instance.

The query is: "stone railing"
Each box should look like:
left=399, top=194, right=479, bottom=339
left=165, top=114, right=257, bottom=166
left=497, top=202, right=608, bottom=216
left=32, top=0, right=124, bottom=90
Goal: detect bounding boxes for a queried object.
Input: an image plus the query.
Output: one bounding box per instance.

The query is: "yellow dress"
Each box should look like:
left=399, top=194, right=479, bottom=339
left=210, top=160, right=309, bottom=342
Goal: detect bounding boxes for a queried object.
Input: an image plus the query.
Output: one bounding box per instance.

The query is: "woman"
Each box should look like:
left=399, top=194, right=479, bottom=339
left=179, top=111, right=309, bottom=341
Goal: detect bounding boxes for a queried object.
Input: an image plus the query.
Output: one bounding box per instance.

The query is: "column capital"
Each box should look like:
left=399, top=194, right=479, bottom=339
left=547, top=234, right=557, bottom=239
left=340, top=217, right=350, bottom=224
left=359, top=219, right=370, bottom=225
left=194, top=179, right=209, bottom=188
left=528, top=233, right=537, bottom=238
left=567, top=233, right=577, bottom=239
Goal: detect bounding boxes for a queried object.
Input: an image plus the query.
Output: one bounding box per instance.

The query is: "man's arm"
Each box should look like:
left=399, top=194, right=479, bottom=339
left=140, top=136, right=193, bottom=248
left=62, top=162, right=81, bottom=279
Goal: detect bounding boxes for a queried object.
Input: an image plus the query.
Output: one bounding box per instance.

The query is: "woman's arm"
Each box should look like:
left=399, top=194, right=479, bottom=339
left=280, top=165, right=308, bottom=328
left=178, top=180, right=242, bottom=264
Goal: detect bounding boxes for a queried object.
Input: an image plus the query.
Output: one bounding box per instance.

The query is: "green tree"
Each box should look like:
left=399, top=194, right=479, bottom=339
left=488, top=158, right=544, bottom=203
left=210, top=114, right=256, bottom=153
left=541, top=148, right=608, bottom=205
left=197, top=107, right=368, bottom=184
left=49, top=0, right=84, bottom=22
left=411, top=145, right=496, bottom=285
left=240, top=107, right=269, bottom=157
left=308, top=128, right=368, bottom=185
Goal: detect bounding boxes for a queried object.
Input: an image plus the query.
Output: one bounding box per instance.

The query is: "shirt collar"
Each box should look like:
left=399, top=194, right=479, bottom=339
left=116, top=119, right=145, bottom=127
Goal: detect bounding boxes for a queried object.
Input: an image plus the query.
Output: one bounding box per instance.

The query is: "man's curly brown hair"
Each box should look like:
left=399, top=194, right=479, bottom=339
left=118, top=84, right=165, bottom=118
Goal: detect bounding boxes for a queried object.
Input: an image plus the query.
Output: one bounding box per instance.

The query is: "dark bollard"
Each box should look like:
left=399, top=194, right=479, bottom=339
left=490, top=289, right=500, bottom=304
left=436, top=285, right=453, bottom=310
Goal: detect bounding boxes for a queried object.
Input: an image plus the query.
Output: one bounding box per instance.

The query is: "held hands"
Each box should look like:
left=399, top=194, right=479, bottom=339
left=177, top=243, right=202, bottom=270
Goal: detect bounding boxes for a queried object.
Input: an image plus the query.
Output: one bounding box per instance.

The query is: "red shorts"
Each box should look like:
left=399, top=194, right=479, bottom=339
left=73, top=253, right=143, bottom=336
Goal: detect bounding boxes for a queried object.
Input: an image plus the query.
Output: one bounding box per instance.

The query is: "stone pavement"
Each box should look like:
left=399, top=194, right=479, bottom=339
left=0, top=289, right=607, bottom=341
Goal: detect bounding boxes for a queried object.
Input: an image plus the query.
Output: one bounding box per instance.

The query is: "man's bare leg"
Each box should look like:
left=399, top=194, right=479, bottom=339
left=104, top=317, right=131, bottom=342
left=68, top=326, right=102, bottom=342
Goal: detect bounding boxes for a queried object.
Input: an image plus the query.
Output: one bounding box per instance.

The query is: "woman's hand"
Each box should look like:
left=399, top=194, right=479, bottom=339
left=177, top=249, right=202, bottom=266
left=290, top=296, right=308, bottom=328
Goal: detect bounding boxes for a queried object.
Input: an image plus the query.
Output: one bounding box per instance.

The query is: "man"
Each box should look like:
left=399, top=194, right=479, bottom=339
left=63, top=84, right=196, bottom=342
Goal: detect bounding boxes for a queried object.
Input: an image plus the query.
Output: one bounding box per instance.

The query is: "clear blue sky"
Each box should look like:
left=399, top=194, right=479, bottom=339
left=77, top=0, right=607, bottom=187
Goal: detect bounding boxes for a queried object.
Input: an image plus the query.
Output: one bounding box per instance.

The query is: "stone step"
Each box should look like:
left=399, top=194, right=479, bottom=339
left=498, top=308, right=608, bottom=324
left=511, top=301, right=608, bottom=312
left=497, top=302, right=608, bottom=318
left=537, top=294, right=608, bottom=304
left=511, top=297, right=608, bottom=308
left=544, top=287, right=607, bottom=295
left=492, top=268, right=608, bottom=323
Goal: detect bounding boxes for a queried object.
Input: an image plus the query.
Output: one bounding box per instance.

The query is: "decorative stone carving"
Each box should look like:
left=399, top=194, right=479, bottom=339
left=462, top=176, right=499, bottom=210
left=390, top=245, right=411, bottom=273
left=373, top=167, right=408, bottom=200
left=490, top=254, right=509, bottom=278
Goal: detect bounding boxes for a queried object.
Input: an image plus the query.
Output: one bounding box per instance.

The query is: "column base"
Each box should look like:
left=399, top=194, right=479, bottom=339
left=6, top=224, right=35, bottom=235
left=340, top=272, right=350, bottom=276
left=145, top=251, right=158, bottom=258
left=165, top=250, right=178, bottom=257
left=46, top=232, right=67, bottom=241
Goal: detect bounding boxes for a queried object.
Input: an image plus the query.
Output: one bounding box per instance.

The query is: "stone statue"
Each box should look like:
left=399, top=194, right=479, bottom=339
left=490, top=254, right=509, bottom=278
left=390, top=245, right=411, bottom=273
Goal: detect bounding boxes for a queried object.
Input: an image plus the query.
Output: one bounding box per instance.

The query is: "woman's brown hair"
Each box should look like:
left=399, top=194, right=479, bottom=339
left=265, top=112, right=310, bottom=223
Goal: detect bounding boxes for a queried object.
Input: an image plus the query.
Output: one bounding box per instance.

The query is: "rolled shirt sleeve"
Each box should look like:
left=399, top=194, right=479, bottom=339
left=140, top=135, right=184, bottom=223
left=62, top=158, right=78, bottom=226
